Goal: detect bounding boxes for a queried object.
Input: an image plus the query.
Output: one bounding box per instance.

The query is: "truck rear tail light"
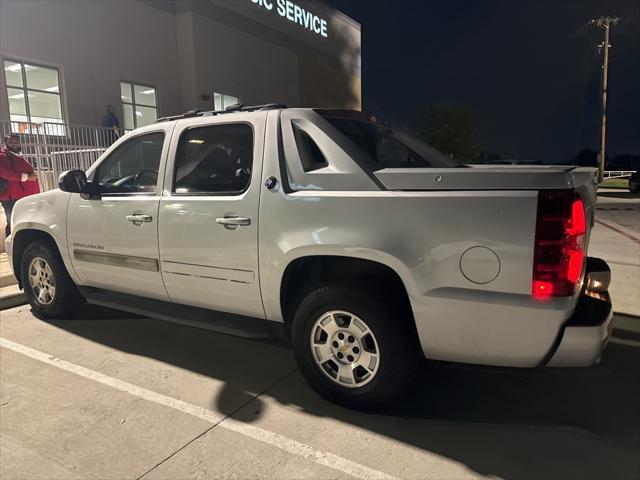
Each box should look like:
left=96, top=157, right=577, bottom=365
left=533, top=190, right=586, bottom=298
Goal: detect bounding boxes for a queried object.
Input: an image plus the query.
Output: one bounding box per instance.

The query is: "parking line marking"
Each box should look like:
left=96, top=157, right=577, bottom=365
left=594, top=219, right=640, bottom=245
left=0, top=337, right=397, bottom=480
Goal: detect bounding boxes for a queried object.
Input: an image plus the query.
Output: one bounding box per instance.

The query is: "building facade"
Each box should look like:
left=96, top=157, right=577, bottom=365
left=0, top=0, right=361, bottom=131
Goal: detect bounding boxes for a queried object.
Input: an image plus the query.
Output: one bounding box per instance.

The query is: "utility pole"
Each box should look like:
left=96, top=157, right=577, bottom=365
left=591, top=16, right=620, bottom=182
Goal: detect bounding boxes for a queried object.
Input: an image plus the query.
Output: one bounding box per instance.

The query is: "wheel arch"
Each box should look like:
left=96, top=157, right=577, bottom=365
left=279, top=255, right=417, bottom=339
left=11, top=228, right=63, bottom=288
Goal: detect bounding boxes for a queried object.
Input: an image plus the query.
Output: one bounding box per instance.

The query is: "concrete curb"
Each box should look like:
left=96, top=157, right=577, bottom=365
left=1, top=251, right=17, bottom=288
left=0, top=273, right=17, bottom=288
left=0, top=291, right=27, bottom=310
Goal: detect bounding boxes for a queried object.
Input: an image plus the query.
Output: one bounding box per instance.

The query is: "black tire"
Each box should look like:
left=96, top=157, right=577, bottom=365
left=20, top=240, right=83, bottom=319
left=291, top=285, right=418, bottom=409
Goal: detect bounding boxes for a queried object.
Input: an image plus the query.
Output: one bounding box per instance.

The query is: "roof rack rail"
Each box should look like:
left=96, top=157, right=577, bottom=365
left=155, top=109, right=202, bottom=123
left=156, top=103, right=287, bottom=123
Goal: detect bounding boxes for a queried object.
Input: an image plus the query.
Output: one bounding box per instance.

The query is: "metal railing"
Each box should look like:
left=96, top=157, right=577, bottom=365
left=1, top=121, right=119, bottom=191
left=603, top=170, right=635, bottom=179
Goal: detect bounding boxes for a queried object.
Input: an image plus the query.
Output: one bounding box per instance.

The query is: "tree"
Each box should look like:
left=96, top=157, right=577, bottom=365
left=417, top=102, right=480, bottom=160
left=573, top=149, right=598, bottom=167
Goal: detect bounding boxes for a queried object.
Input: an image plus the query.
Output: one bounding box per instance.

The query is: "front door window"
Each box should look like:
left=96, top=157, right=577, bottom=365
left=93, top=132, right=164, bottom=195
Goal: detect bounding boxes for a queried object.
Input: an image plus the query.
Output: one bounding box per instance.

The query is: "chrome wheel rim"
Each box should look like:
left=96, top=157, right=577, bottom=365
left=310, top=310, right=380, bottom=388
left=28, top=257, right=56, bottom=306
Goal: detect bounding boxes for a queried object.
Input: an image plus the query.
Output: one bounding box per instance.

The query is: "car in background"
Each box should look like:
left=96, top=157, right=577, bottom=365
left=629, top=171, right=640, bottom=193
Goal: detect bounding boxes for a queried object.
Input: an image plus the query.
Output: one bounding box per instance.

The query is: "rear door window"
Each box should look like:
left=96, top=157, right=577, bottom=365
left=173, top=124, right=254, bottom=195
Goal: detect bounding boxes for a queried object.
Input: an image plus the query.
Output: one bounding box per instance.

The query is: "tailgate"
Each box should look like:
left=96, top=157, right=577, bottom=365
left=375, top=164, right=598, bottom=245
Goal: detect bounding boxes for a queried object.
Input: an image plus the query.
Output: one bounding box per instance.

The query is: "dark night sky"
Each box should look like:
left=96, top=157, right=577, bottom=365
left=325, top=0, right=640, bottom=162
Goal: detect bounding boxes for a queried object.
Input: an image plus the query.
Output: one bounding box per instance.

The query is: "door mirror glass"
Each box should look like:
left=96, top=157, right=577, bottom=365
left=58, top=170, right=88, bottom=193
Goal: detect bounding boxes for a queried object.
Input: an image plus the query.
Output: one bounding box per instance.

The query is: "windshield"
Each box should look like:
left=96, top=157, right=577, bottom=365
left=319, top=111, right=463, bottom=169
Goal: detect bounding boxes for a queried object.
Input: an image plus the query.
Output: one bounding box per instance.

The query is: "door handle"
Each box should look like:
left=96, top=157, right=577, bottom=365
left=126, top=214, right=153, bottom=226
left=216, top=215, right=251, bottom=229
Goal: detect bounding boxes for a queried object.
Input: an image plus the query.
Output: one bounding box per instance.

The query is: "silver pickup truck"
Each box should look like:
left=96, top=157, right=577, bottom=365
left=6, top=105, right=613, bottom=408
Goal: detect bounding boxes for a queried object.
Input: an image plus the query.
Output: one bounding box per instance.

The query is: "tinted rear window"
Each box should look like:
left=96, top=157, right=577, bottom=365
left=321, top=114, right=462, bottom=169
left=293, top=124, right=329, bottom=172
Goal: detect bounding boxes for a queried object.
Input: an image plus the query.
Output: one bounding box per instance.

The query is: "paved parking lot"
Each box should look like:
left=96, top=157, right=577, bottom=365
left=1, top=302, right=639, bottom=480
left=1, top=192, right=639, bottom=480
left=595, top=189, right=640, bottom=235
left=590, top=189, right=640, bottom=317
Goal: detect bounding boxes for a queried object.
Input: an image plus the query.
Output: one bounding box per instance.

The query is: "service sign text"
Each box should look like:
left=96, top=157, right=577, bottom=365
left=250, top=0, right=328, bottom=38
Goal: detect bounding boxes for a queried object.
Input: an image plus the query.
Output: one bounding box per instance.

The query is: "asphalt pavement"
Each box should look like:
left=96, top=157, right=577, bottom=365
left=1, top=188, right=639, bottom=480
left=590, top=189, right=640, bottom=317
left=1, top=302, right=639, bottom=480
left=595, top=188, right=640, bottom=235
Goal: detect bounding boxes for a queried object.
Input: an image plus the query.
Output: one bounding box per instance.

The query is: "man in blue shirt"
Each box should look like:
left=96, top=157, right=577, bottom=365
left=101, top=105, right=120, bottom=147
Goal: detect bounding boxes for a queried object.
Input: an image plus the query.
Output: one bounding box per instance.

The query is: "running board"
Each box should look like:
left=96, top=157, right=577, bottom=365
left=78, top=287, right=287, bottom=343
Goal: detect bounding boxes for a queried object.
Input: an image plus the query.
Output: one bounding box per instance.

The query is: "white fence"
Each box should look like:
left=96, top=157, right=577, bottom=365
left=1, top=121, right=117, bottom=191
left=603, top=170, right=635, bottom=179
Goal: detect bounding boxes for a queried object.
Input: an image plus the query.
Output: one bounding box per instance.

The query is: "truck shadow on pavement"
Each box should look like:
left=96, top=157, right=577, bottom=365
left=45, top=304, right=640, bottom=480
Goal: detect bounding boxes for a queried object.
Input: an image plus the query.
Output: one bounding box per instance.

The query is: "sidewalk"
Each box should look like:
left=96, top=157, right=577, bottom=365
left=1, top=206, right=6, bottom=253
left=1, top=205, right=27, bottom=308
left=0, top=252, right=24, bottom=310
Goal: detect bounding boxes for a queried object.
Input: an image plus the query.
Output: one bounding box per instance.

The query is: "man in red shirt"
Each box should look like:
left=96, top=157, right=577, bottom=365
left=0, top=134, right=40, bottom=237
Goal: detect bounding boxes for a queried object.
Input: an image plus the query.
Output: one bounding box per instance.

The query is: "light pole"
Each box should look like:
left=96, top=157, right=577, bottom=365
left=591, top=16, right=620, bottom=182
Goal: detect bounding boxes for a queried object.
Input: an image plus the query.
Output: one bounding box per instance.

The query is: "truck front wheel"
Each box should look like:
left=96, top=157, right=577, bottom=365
left=291, top=285, right=416, bottom=409
left=20, top=240, right=83, bottom=319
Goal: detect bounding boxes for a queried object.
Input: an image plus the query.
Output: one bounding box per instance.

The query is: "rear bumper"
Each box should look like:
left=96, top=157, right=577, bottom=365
left=546, top=293, right=613, bottom=367
left=546, top=258, right=614, bottom=367
left=411, top=256, right=613, bottom=368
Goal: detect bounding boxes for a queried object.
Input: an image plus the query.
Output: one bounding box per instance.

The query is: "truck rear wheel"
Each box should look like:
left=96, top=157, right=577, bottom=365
left=291, top=285, right=416, bottom=409
left=20, top=240, right=83, bottom=319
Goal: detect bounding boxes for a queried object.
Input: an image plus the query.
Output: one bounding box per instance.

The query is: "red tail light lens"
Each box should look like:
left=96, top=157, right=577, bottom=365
left=533, top=190, right=586, bottom=297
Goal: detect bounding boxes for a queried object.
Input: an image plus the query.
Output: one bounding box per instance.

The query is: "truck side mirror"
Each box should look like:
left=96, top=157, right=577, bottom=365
left=58, top=170, right=88, bottom=194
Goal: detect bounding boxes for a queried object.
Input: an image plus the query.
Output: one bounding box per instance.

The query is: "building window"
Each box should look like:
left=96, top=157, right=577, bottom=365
left=120, top=81, right=158, bottom=130
left=3, top=59, right=65, bottom=134
left=213, top=92, right=240, bottom=111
